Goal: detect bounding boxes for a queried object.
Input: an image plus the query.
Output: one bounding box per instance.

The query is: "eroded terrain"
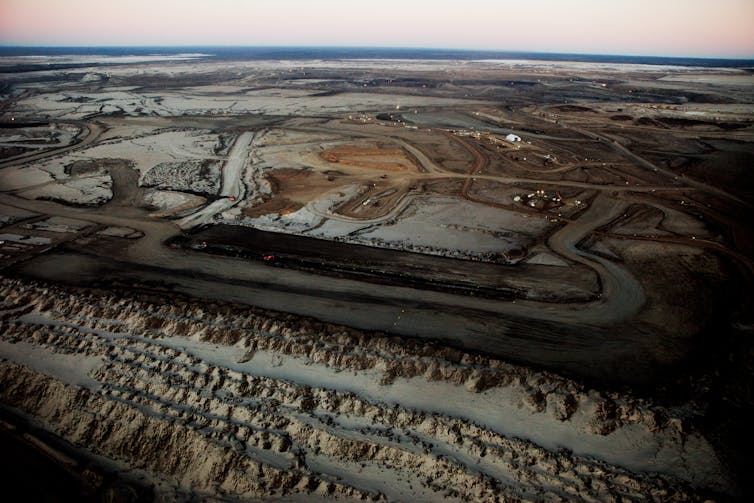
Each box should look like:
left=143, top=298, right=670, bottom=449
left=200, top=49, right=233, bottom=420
left=1, top=53, right=753, bottom=500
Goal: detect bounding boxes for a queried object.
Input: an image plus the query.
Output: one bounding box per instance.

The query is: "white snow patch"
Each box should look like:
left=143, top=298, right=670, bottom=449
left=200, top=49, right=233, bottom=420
left=524, top=252, right=568, bottom=267
left=19, top=175, right=112, bottom=205
left=0, top=233, right=52, bottom=245
left=0, top=340, right=102, bottom=388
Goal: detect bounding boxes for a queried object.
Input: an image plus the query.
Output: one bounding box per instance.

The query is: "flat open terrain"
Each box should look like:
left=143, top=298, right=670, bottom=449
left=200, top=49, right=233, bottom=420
left=1, top=52, right=752, bottom=501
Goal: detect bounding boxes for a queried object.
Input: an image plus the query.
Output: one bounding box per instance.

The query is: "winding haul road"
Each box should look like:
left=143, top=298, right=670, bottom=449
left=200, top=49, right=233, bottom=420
left=0, top=121, right=105, bottom=169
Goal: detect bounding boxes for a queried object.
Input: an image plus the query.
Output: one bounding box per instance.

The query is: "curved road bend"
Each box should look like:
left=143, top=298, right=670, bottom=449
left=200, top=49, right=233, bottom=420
left=547, top=194, right=645, bottom=323
left=0, top=121, right=105, bottom=169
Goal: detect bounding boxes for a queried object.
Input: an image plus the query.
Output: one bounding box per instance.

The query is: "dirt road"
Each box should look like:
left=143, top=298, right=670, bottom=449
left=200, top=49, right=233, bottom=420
left=177, top=131, right=255, bottom=229
left=0, top=121, right=105, bottom=169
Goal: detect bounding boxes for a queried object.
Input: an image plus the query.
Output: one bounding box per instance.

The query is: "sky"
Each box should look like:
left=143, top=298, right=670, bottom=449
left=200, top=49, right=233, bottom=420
left=1, top=0, right=753, bottom=58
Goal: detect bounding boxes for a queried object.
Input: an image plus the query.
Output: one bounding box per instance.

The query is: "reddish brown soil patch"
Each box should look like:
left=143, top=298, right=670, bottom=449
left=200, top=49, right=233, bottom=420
left=319, top=145, right=414, bottom=171
left=248, top=168, right=339, bottom=217
left=243, top=196, right=303, bottom=218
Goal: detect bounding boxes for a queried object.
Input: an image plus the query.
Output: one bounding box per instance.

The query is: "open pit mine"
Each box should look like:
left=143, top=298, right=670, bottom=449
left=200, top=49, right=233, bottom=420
left=0, top=51, right=752, bottom=501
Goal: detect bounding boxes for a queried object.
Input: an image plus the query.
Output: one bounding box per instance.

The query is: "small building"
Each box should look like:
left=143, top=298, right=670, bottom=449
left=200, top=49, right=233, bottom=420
left=505, top=133, right=521, bottom=142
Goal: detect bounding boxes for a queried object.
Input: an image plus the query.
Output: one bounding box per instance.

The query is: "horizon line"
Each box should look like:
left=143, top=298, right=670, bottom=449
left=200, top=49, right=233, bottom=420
left=1, top=44, right=753, bottom=62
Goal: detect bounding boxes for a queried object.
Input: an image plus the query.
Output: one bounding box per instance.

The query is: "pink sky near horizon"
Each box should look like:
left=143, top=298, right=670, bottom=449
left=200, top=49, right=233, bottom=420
left=1, top=0, right=753, bottom=58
